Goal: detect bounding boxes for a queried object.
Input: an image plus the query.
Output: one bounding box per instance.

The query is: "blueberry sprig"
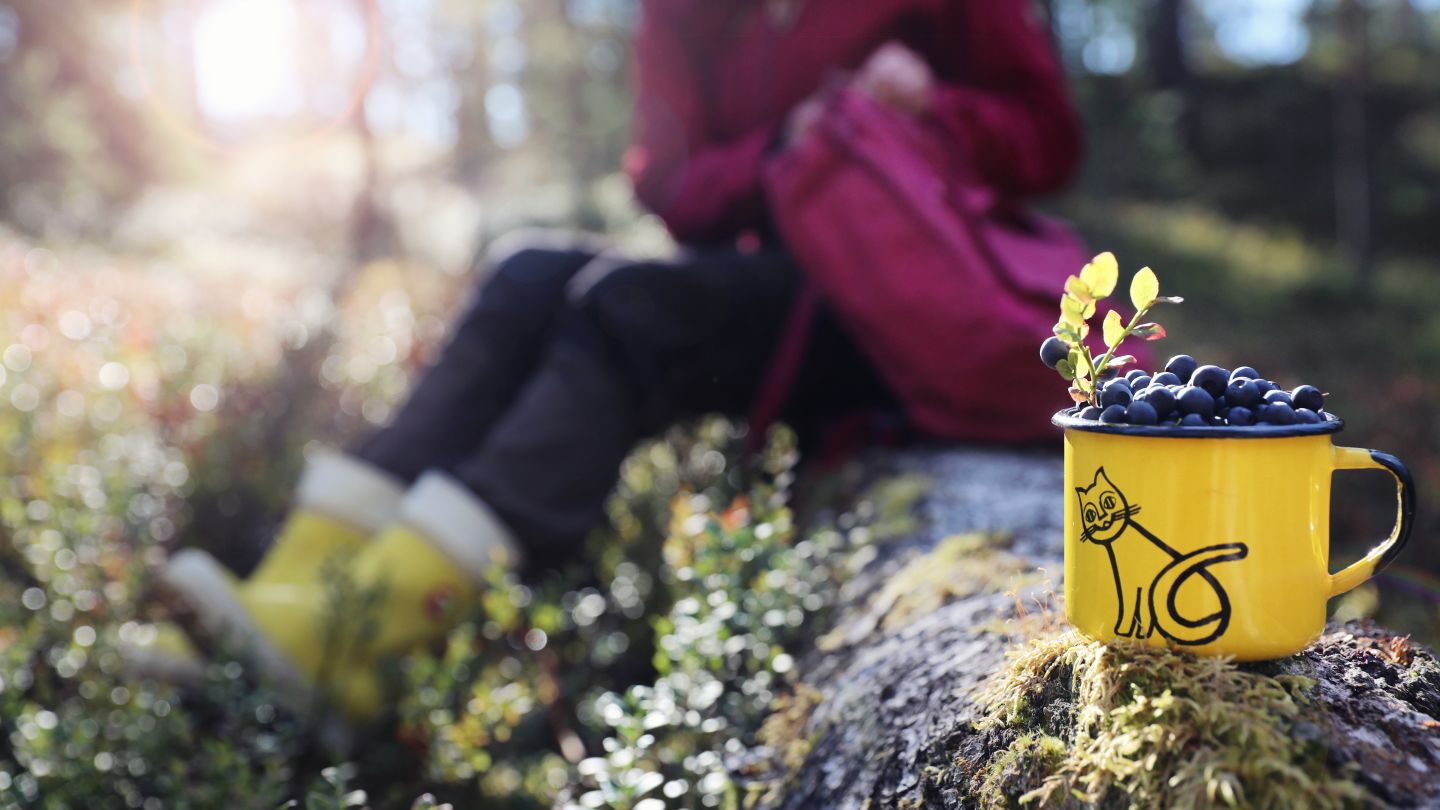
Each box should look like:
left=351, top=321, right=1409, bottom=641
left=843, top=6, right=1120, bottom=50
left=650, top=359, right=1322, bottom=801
left=1039, top=252, right=1181, bottom=407
left=1073, top=355, right=1331, bottom=428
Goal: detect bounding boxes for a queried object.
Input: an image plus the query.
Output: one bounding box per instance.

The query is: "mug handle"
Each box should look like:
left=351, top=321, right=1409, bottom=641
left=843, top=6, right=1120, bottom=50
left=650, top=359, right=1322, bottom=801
left=1329, top=446, right=1416, bottom=597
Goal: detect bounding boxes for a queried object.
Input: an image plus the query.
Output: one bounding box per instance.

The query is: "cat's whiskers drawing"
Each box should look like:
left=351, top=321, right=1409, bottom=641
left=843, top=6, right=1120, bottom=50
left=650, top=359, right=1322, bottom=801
left=1075, top=468, right=1249, bottom=645
left=1079, top=503, right=1141, bottom=544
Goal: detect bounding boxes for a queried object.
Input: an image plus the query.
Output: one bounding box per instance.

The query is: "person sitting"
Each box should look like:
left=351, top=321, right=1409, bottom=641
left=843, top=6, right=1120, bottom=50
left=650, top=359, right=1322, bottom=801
left=126, top=0, right=1081, bottom=724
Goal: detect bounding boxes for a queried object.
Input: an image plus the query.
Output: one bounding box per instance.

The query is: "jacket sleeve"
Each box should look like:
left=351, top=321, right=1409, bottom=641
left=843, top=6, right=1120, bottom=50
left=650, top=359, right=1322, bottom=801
left=927, top=0, right=1083, bottom=196
left=624, top=3, right=778, bottom=243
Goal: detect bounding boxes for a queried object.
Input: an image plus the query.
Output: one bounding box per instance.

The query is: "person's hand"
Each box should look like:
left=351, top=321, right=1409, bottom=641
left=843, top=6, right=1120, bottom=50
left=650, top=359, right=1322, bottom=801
left=854, top=41, right=934, bottom=116
left=781, top=91, right=827, bottom=148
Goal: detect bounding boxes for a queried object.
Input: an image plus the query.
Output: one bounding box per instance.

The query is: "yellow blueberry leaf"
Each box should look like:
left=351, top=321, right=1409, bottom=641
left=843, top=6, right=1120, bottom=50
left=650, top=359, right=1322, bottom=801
left=1102, top=309, right=1125, bottom=349
left=1080, top=252, right=1118, bottom=298
left=1064, top=275, right=1094, bottom=303
left=1060, top=300, right=1084, bottom=328
left=1130, top=266, right=1159, bottom=311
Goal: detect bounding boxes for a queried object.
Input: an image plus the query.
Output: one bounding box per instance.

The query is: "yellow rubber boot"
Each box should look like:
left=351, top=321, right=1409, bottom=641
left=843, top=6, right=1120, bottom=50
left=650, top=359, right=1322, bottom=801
left=244, top=452, right=405, bottom=587
left=114, top=621, right=207, bottom=686
left=347, top=473, right=518, bottom=658
left=174, top=472, right=519, bottom=723
left=132, top=453, right=403, bottom=684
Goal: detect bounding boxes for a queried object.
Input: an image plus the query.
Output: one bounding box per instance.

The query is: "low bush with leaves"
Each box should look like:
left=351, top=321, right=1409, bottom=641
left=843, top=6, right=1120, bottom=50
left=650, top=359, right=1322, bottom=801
left=0, top=229, right=898, bottom=808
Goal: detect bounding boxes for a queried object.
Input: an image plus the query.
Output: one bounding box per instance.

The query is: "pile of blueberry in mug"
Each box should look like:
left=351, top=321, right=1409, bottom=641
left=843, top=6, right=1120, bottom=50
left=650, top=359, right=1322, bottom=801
left=1067, top=354, right=1330, bottom=427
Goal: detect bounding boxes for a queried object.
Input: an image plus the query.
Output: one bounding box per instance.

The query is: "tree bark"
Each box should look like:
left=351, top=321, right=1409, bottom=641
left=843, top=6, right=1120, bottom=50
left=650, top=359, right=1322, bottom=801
left=1335, top=0, right=1374, bottom=282
left=739, top=447, right=1440, bottom=809
left=1147, top=0, right=1189, bottom=92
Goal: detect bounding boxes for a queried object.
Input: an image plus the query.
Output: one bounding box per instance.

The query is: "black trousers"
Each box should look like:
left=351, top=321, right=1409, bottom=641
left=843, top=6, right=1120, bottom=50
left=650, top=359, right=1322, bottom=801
left=352, top=237, right=892, bottom=567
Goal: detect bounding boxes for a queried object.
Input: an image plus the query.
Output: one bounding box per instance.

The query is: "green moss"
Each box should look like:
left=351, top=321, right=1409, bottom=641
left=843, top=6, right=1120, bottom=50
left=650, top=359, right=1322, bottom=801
left=755, top=684, right=825, bottom=774
left=972, top=632, right=1369, bottom=809
left=877, top=534, right=1046, bottom=633
left=977, top=733, right=1069, bottom=810
left=862, top=474, right=932, bottom=543
left=818, top=533, right=1045, bottom=651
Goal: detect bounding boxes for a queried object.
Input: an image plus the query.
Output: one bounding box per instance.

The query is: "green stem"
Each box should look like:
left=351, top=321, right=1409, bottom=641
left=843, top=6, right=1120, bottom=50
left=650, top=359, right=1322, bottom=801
left=1088, top=306, right=1151, bottom=406
left=1079, top=349, right=1102, bottom=404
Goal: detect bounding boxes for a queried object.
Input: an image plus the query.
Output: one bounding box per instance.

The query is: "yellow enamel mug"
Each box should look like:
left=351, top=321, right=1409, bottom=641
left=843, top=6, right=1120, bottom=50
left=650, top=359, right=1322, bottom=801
left=1054, top=410, right=1415, bottom=660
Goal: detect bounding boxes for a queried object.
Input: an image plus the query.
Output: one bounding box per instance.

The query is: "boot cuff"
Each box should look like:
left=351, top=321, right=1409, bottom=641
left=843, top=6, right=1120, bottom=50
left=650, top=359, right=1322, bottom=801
left=401, top=473, right=520, bottom=580
left=296, top=451, right=406, bottom=531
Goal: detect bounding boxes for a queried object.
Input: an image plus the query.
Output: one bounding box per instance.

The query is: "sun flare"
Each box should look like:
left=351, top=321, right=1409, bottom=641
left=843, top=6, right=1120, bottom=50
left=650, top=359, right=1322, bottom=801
left=193, top=0, right=302, bottom=120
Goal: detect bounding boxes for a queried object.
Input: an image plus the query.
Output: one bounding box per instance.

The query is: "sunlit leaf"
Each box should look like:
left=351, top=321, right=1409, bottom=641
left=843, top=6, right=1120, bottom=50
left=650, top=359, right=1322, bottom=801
left=1130, top=266, right=1159, bottom=311
left=1054, top=322, right=1081, bottom=344
left=1102, top=309, right=1125, bottom=348
left=1080, top=252, right=1118, bottom=298
left=1060, top=297, right=1085, bottom=327
left=1064, top=275, right=1094, bottom=304
left=1056, top=359, right=1075, bottom=380
left=1132, top=323, right=1167, bottom=341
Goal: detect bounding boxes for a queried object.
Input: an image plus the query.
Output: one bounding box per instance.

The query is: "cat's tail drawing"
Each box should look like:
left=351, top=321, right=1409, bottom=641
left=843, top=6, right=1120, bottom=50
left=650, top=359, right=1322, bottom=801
left=1148, top=543, right=1250, bottom=646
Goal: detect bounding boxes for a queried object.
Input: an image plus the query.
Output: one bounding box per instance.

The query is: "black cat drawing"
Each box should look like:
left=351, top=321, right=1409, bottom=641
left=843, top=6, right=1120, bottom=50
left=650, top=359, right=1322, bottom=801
left=1075, top=468, right=1249, bottom=645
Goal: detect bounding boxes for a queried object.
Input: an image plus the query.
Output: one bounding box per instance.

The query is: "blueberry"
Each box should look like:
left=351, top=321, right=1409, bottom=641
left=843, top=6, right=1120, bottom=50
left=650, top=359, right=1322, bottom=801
left=1226, top=406, right=1255, bottom=426
left=1126, top=400, right=1158, bottom=425
left=1177, top=386, right=1215, bottom=418
left=1254, top=403, right=1269, bottom=422
left=1225, top=378, right=1263, bottom=408
left=1295, top=408, right=1321, bottom=424
left=1131, top=375, right=1153, bottom=390
left=1214, top=395, right=1227, bottom=410
left=1191, top=365, right=1229, bottom=397
left=1179, top=413, right=1207, bottom=427
left=1151, top=371, right=1182, bottom=387
left=1230, top=366, right=1259, bottom=381
left=1078, top=405, right=1104, bottom=421
left=1262, top=402, right=1296, bottom=425
left=1040, top=336, right=1069, bottom=369
left=1263, top=389, right=1293, bottom=407
left=1165, top=355, right=1199, bottom=383
left=1292, top=385, right=1324, bottom=412
left=1100, top=404, right=1129, bottom=424
left=1099, top=380, right=1133, bottom=408
left=1135, top=385, right=1176, bottom=417
left=1125, top=369, right=1148, bottom=384
left=1210, top=415, right=1227, bottom=426
left=1255, top=379, right=1278, bottom=394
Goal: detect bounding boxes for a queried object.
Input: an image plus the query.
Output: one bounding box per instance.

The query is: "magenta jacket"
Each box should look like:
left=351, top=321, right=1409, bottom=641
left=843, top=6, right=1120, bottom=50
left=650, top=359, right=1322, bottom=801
left=624, top=0, right=1083, bottom=243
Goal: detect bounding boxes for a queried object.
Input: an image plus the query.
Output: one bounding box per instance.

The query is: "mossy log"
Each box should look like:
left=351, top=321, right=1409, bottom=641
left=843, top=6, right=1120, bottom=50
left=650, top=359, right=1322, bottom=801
left=740, top=448, right=1440, bottom=809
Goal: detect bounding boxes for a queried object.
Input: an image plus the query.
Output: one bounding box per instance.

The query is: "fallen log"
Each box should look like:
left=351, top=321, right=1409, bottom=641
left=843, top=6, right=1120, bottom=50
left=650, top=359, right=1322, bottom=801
left=741, top=447, right=1440, bottom=809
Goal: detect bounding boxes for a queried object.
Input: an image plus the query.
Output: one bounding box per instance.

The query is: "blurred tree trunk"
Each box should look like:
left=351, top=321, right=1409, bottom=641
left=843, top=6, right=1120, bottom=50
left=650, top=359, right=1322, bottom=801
left=1146, top=0, right=1203, bottom=156
left=452, top=61, right=496, bottom=188
left=1147, top=0, right=1189, bottom=91
left=348, top=94, right=395, bottom=265
left=1335, top=0, right=1373, bottom=281
left=554, top=0, right=606, bottom=231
